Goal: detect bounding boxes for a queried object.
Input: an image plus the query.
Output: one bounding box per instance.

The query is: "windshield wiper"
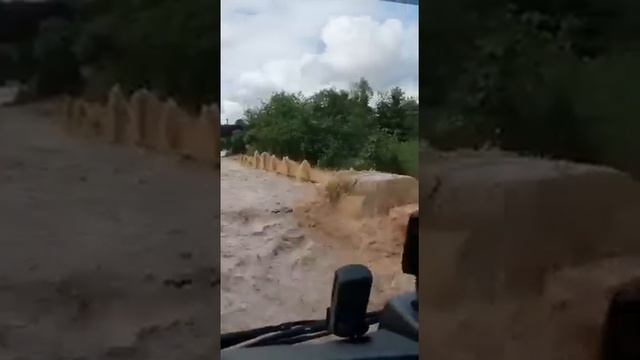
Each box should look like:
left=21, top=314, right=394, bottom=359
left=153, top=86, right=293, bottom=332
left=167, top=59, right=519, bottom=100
left=221, top=318, right=319, bottom=349
left=245, top=322, right=329, bottom=347
left=221, top=311, right=380, bottom=349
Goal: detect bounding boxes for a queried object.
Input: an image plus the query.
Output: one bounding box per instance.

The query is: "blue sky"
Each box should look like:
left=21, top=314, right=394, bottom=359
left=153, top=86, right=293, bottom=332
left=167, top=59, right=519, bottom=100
left=377, top=1, right=418, bottom=27
left=221, top=0, right=418, bottom=123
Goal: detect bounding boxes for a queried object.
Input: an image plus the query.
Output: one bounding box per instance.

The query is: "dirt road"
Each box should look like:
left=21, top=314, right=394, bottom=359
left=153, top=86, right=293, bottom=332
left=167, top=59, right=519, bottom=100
left=221, top=158, right=414, bottom=332
left=0, top=104, right=219, bottom=359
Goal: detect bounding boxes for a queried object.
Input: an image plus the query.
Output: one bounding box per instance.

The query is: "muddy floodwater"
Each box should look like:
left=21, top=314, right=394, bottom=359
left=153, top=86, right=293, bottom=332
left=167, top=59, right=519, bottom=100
left=0, top=104, right=218, bottom=359
left=221, top=158, right=414, bottom=333
left=0, top=101, right=413, bottom=358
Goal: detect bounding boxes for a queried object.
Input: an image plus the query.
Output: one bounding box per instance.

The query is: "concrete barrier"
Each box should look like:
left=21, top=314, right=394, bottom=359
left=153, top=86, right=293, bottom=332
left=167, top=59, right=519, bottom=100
left=143, top=93, right=163, bottom=150
left=260, top=152, right=270, bottom=170
left=127, top=89, right=151, bottom=146
left=309, top=168, right=332, bottom=184
left=276, top=156, right=289, bottom=176
left=179, top=105, right=220, bottom=168
left=287, top=159, right=301, bottom=177
left=269, top=155, right=278, bottom=172
left=252, top=151, right=260, bottom=169
left=350, top=172, right=418, bottom=217
left=244, top=153, right=254, bottom=167
left=239, top=154, right=248, bottom=166
left=236, top=151, right=419, bottom=217
left=56, top=87, right=220, bottom=170
left=105, top=85, right=130, bottom=144
left=296, top=160, right=311, bottom=181
left=157, top=99, right=182, bottom=152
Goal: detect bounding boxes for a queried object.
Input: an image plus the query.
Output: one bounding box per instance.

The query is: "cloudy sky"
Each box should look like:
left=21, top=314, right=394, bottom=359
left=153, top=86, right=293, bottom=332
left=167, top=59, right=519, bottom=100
left=221, top=0, right=418, bottom=123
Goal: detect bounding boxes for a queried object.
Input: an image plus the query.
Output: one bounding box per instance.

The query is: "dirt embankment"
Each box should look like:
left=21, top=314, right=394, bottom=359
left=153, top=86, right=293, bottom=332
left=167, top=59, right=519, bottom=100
left=420, top=147, right=640, bottom=360
left=0, top=104, right=219, bottom=360
left=221, top=158, right=414, bottom=333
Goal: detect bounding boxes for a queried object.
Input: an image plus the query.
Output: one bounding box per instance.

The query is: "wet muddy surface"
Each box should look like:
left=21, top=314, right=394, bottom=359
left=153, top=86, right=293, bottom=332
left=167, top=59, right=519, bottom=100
left=0, top=104, right=218, bottom=359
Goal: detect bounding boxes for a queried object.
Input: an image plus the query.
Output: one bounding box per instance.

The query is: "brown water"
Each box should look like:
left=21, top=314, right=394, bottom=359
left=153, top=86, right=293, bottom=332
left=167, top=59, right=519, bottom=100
left=221, top=158, right=414, bottom=332
left=0, top=104, right=219, bottom=359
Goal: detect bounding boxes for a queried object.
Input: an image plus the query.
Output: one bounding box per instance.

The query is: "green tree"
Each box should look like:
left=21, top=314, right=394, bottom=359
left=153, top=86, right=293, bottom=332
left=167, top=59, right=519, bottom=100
left=421, top=0, right=640, bottom=177
left=73, top=0, right=218, bottom=109
left=33, top=17, right=81, bottom=96
left=375, top=87, right=418, bottom=141
left=226, top=130, right=247, bottom=155
left=241, top=79, right=419, bottom=176
left=244, top=92, right=310, bottom=161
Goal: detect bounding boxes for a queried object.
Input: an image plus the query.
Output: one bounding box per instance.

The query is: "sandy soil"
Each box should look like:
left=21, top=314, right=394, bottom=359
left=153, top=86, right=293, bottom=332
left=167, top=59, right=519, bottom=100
left=221, top=158, right=414, bottom=333
left=0, top=104, right=219, bottom=359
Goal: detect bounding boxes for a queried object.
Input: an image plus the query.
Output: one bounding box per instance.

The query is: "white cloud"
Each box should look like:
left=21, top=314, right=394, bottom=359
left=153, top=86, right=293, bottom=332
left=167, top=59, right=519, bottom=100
left=319, top=16, right=403, bottom=73
left=221, top=0, right=418, bottom=122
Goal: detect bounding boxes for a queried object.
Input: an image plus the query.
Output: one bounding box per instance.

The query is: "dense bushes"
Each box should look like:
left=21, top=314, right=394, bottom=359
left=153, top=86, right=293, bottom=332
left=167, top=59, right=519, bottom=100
left=422, top=0, right=640, bottom=177
left=4, top=0, right=638, bottom=178
left=32, top=18, right=81, bottom=96
left=222, top=127, right=248, bottom=156
left=0, top=0, right=218, bottom=110
left=228, top=79, right=419, bottom=177
left=74, top=0, right=219, bottom=109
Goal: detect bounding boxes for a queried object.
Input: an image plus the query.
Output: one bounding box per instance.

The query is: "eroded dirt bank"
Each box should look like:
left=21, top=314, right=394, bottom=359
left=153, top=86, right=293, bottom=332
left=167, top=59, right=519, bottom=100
left=0, top=104, right=219, bottom=359
left=221, top=158, right=414, bottom=332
